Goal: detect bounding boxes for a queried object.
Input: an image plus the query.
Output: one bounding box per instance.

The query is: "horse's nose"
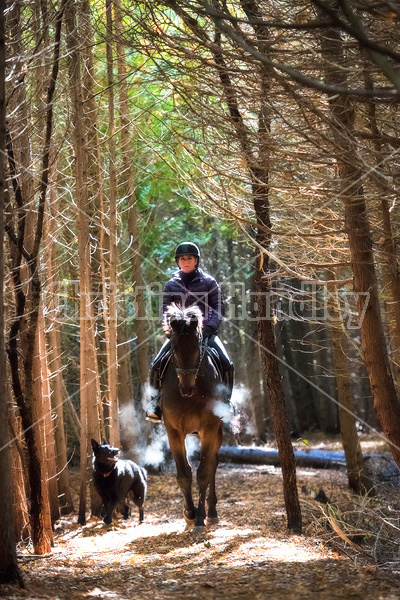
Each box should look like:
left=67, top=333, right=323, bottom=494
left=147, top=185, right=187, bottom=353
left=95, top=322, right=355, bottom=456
left=176, top=371, right=196, bottom=396
left=179, top=384, right=195, bottom=397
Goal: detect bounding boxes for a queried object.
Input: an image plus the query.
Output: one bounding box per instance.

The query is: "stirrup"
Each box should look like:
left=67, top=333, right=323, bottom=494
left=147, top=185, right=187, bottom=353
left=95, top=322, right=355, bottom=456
left=146, top=413, right=162, bottom=424
left=145, top=403, right=162, bottom=423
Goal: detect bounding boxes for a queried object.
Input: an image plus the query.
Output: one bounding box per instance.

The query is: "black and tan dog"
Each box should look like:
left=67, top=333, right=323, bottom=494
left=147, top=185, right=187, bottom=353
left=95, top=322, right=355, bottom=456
left=91, top=439, right=147, bottom=525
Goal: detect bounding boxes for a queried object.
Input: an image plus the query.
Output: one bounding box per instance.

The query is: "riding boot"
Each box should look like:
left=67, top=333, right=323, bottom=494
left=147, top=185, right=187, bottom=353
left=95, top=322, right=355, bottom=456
left=223, top=363, right=235, bottom=414
left=145, top=339, right=171, bottom=423
left=145, top=365, right=162, bottom=423
left=227, top=363, right=235, bottom=400
left=207, top=334, right=235, bottom=414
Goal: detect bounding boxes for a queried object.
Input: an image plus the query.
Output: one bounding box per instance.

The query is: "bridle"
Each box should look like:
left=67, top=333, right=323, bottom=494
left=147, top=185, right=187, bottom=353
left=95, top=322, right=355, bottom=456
left=174, top=336, right=208, bottom=396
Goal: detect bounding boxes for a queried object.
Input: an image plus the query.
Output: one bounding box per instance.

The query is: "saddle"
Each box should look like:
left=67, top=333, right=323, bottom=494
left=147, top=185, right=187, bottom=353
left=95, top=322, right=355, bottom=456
left=205, top=346, right=224, bottom=381
left=159, top=351, right=172, bottom=381
left=158, top=345, right=224, bottom=384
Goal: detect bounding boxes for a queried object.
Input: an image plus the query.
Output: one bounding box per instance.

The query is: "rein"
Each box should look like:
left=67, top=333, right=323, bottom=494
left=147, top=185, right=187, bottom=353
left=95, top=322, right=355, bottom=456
left=174, top=337, right=208, bottom=382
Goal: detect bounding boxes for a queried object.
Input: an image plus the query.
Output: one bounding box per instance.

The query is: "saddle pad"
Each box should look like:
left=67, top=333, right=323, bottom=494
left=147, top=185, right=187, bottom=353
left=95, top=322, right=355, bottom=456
left=205, top=346, right=223, bottom=380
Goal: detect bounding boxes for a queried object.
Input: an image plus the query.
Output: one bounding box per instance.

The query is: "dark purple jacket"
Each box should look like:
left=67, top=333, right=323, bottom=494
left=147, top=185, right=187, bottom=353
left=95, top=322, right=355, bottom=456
left=162, top=268, right=225, bottom=331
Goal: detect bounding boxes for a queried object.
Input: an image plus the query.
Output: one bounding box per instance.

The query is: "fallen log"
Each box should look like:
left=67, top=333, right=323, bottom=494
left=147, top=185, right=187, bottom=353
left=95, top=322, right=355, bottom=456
left=216, top=445, right=387, bottom=471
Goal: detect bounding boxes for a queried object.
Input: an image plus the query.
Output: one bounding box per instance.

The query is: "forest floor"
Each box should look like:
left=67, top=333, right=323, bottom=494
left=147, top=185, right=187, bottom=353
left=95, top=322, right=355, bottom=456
left=2, top=434, right=400, bottom=600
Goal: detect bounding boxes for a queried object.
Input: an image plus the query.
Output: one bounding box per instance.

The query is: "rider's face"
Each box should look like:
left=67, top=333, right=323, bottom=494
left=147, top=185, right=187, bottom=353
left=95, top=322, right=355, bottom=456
left=178, top=255, right=197, bottom=273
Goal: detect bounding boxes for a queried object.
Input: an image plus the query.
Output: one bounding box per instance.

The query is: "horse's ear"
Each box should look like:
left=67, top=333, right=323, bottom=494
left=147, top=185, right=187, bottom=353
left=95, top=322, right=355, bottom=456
left=169, top=316, right=179, bottom=330
left=189, top=315, right=199, bottom=329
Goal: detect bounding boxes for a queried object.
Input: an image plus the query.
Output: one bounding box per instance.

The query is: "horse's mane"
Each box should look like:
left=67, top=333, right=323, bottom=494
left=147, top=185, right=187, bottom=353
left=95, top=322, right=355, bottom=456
left=163, top=304, right=203, bottom=336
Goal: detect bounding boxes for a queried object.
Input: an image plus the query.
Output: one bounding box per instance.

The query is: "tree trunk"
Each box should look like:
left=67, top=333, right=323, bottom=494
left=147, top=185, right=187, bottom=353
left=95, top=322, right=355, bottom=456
left=81, top=0, right=109, bottom=429
left=214, top=445, right=381, bottom=470
left=117, top=320, right=137, bottom=458
left=364, top=84, right=400, bottom=391
left=0, top=0, right=21, bottom=580
left=128, top=205, right=150, bottom=395
left=105, top=0, right=120, bottom=447
left=276, top=332, right=299, bottom=436
left=240, top=0, right=301, bottom=531
left=321, top=16, right=400, bottom=468
left=379, top=196, right=400, bottom=390
left=7, top=384, right=30, bottom=541
left=209, top=0, right=302, bottom=531
left=281, top=318, right=319, bottom=433
left=247, top=320, right=268, bottom=443
left=327, top=275, right=372, bottom=493
left=254, top=234, right=302, bottom=532
left=5, top=0, right=63, bottom=554
left=44, top=174, right=74, bottom=514
left=311, top=323, right=338, bottom=433
left=37, top=307, right=60, bottom=523
left=246, top=273, right=269, bottom=442
left=31, top=316, right=54, bottom=540
left=66, top=0, right=101, bottom=524
left=115, top=0, right=149, bottom=402
left=62, top=379, right=81, bottom=443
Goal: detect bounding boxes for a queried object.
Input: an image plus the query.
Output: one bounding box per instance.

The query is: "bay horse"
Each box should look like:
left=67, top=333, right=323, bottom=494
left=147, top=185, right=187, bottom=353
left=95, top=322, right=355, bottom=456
left=161, top=305, right=225, bottom=528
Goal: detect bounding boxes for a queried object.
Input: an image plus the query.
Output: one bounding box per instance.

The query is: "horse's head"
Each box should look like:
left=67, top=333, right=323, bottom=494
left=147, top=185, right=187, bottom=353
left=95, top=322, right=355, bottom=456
left=165, top=305, right=203, bottom=397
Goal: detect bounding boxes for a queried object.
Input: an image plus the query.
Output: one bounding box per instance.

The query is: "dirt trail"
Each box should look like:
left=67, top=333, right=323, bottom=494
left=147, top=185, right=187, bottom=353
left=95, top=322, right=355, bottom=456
left=2, top=463, right=400, bottom=600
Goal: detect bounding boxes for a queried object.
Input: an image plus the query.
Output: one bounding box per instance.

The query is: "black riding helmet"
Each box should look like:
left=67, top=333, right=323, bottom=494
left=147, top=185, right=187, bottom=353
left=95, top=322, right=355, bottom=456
left=175, top=242, right=200, bottom=266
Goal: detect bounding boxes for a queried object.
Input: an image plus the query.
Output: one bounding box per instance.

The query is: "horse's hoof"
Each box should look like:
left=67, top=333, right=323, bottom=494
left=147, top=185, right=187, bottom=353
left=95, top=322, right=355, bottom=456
left=183, top=512, right=196, bottom=529
left=184, top=519, right=195, bottom=531
left=192, top=525, right=207, bottom=535
left=206, top=517, right=219, bottom=527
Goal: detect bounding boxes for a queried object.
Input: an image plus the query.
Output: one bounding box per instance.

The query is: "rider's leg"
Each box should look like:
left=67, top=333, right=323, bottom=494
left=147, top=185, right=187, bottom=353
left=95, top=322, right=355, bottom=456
left=146, top=339, right=171, bottom=423
left=207, top=335, right=235, bottom=402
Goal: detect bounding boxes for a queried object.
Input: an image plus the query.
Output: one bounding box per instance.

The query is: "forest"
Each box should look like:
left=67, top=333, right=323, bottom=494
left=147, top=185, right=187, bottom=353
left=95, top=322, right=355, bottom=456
left=1, top=0, right=400, bottom=597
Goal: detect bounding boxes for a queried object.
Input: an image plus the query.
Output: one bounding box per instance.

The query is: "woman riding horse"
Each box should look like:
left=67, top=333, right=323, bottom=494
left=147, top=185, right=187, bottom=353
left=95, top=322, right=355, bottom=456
left=146, top=241, right=234, bottom=423
left=161, top=304, right=226, bottom=527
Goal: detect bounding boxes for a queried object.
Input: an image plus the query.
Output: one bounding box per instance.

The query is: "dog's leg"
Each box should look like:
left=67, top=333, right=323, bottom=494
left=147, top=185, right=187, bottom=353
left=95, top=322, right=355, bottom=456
left=131, top=472, right=146, bottom=524
left=103, top=498, right=118, bottom=524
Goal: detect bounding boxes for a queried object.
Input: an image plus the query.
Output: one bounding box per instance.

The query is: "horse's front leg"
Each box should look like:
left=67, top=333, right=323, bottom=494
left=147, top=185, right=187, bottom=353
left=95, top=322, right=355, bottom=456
left=166, top=427, right=196, bottom=523
left=196, top=427, right=222, bottom=527
left=206, top=424, right=222, bottom=524
left=206, top=453, right=219, bottom=525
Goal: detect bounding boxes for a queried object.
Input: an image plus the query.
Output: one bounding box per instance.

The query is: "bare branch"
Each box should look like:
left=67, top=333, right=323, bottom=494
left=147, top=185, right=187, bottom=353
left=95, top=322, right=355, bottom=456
left=198, top=0, right=400, bottom=99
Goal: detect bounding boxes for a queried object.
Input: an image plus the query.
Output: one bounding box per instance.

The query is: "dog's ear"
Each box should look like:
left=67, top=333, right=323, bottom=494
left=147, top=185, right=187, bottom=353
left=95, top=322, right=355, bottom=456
left=102, top=438, right=107, bottom=445
left=91, top=439, right=99, bottom=452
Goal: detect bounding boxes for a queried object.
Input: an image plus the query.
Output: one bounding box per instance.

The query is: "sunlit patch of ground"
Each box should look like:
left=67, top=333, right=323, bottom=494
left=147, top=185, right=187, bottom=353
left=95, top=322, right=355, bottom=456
left=291, top=432, right=391, bottom=455
left=3, top=444, right=400, bottom=600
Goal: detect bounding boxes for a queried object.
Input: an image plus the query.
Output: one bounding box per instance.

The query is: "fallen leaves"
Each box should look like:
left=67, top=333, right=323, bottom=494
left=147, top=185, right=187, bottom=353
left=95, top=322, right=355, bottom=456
left=4, top=458, right=400, bottom=600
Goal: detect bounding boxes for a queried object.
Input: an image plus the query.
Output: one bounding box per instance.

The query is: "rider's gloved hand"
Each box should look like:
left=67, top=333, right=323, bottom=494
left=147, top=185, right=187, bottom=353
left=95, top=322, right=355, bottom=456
left=202, top=325, right=215, bottom=340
